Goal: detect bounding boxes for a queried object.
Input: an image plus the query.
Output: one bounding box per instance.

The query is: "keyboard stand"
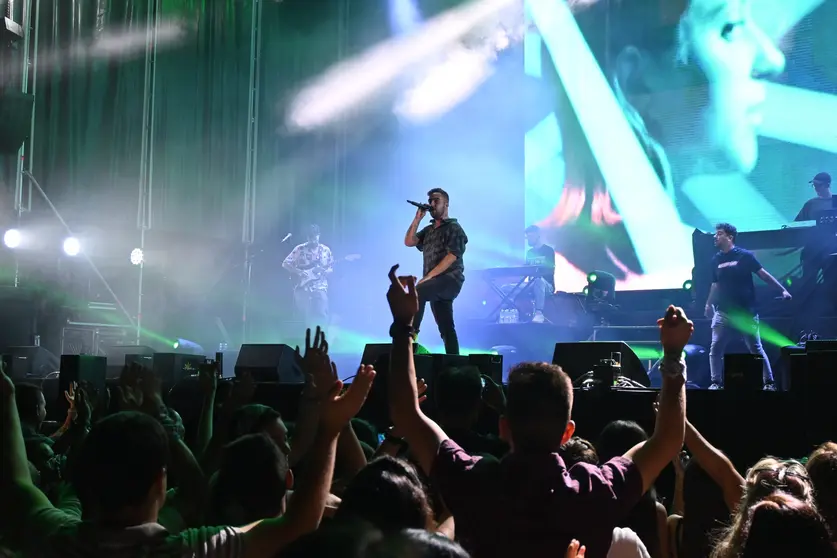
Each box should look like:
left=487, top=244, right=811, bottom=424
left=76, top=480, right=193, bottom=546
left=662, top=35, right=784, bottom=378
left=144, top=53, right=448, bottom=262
left=483, top=273, right=538, bottom=322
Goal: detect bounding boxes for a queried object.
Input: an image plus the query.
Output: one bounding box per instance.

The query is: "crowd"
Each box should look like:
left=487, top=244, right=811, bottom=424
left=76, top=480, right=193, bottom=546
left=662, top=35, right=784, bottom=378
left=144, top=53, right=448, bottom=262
left=1, top=264, right=836, bottom=558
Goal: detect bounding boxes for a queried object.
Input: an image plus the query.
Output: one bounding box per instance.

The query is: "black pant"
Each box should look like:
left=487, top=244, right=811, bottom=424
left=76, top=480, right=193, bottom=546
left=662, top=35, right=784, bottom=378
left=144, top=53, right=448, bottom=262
left=414, top=274, right=462, bottom=355
left=294, top=288, right=329, bottom=331
left=799, top=253, right=837, bottom=315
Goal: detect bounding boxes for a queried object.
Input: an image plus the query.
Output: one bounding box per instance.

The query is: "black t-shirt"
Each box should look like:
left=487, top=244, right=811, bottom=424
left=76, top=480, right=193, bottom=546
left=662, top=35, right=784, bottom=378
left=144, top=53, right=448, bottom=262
left=526, top=244, right=556, bottom=283
left=711, top=247, right=763, bottom=313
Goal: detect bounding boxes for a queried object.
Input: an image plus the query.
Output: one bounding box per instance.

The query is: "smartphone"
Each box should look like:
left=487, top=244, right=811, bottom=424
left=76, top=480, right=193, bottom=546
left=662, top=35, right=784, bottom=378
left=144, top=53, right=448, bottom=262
left=215, top=351, right=224, bottom=377
left=377, top=432, right=386, bottom=446
left=481, top=377, right=486, bottom=389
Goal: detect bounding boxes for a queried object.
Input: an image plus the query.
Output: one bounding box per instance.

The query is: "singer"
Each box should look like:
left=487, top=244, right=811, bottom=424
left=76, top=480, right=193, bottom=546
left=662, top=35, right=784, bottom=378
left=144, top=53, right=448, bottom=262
left=283, top=224, right=334, bottom=331
left=403, top=188, right=468, bottom=354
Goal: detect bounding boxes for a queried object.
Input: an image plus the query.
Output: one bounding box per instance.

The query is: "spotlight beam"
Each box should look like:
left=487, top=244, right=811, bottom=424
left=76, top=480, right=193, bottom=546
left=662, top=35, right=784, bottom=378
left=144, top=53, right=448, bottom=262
left=21, top=170, right=136, bottom=328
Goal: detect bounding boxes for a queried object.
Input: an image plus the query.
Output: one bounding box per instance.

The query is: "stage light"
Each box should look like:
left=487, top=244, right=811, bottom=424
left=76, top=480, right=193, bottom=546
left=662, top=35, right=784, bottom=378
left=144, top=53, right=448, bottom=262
left=130, top=248, right=144, bottom=265
left=63, top=237, right=81, bottom=256
left=172, top=338, right=204, bottom=355
left=587, top=272, right=598, bottom=283
left=683, top=280, right=694, bottom=291
left=3, top=229, right=21, bottom=249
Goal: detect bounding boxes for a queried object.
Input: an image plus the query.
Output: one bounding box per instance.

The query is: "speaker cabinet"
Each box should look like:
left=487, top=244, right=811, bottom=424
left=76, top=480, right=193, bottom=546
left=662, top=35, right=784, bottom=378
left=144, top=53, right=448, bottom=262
left=58, top=355, right=107, bottom=416
left=235, top=344, right=303, bottom=383
left=153, top=353, right=207, bottom=384
left=1, top=346, right=59, bottom=380
left=723, top=353, right=764, bottom=392
left=552, top=341, right=649, bottom=387
left=357, top=351, right=504, bottom=429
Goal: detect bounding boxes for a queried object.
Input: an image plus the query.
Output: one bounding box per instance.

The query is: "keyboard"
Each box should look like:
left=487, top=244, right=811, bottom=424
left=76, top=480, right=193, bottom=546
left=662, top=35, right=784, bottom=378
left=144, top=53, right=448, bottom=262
left=479, top=266, right=552, bottom=280
left=736, top=222, right=819, bottom=250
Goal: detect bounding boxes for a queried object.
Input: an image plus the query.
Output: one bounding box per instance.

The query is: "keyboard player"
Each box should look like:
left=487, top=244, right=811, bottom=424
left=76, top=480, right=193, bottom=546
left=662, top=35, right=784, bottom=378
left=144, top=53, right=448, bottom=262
left=525, top=225, right=556, bottom=323
left=794, top=172, right=835, bottom=311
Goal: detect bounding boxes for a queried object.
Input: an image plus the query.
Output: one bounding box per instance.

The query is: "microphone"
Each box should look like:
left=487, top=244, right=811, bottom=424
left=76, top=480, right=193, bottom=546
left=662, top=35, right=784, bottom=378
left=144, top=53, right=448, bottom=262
left=281, top=233, right=292, bottom=243
left=407, top=200, right=431, bottom=211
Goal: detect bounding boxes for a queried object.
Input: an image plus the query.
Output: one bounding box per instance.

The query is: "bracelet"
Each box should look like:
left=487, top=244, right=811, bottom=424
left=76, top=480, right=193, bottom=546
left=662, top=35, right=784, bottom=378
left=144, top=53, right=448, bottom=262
left=660, top=354, right=687, bottom=379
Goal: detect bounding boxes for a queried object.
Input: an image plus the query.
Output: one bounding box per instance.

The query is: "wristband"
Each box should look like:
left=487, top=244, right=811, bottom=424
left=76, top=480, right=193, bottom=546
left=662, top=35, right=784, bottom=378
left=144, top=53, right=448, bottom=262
left=389, top=322, right=415, bottom=338
left=660, top=354, right=687, bottom=379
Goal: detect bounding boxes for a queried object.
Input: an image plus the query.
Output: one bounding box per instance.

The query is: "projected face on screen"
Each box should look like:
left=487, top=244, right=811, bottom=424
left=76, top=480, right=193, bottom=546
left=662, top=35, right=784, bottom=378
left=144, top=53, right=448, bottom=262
left=525, top=0, right=830, bottom=291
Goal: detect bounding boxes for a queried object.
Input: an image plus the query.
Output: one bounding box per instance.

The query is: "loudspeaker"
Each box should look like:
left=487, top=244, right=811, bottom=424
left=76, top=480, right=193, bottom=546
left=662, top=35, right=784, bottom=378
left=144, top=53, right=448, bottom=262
left=58, top=355, right=107, bottom=416
left=791, top=349, right=837, bottom=395
left=357, top=352, right=504, bottom=429
left=102, top=344, right=156, bottom=367
left=153, top=353, right=206, bottom=384
left=0, top=92, right=35, bottom=154
left=1, top=346, right=59, bottom=379
left=360, top=343, right=429, bottom=370
left=235, top=344, right=303, bottom=383
left=552, top=342, right=649, bottom=387
left=723, top=353, right=763, bottom=392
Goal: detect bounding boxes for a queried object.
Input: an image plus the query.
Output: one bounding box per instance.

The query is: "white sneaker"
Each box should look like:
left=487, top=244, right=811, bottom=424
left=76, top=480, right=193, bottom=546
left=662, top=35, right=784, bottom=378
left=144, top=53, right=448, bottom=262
left=532, top=312, right=545, bottom=323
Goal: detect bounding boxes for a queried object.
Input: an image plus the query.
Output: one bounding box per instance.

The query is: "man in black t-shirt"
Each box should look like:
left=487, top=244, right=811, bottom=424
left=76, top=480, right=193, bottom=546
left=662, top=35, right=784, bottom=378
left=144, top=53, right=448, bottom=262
left=525, top=225, right=556, bottom=323
left=704, top=223, right=792, bottom=390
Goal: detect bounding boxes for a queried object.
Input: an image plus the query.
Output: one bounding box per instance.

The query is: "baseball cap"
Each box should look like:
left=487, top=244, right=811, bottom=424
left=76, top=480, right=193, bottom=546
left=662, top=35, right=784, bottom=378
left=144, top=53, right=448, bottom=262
left=810, top=172, right=831, bottom=185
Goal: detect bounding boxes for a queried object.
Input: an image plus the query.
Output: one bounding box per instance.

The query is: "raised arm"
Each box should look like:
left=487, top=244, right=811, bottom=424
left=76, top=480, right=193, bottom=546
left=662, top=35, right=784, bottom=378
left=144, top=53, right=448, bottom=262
left=684, top=420, right=744, bottom=510
left=386, top=265, right=449, bottom=475
left=0, top=363, right=58, bottom=535
left=239, top=364, right=376, bottom=557
left=625, top=306, right=690, bottom=493
left=404, top=208, right=426, bottom=247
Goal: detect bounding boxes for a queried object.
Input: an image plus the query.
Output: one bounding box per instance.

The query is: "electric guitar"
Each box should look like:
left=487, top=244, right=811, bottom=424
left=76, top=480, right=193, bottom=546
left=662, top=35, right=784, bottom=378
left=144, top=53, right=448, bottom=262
left=293, top=254, right=361, bottom=291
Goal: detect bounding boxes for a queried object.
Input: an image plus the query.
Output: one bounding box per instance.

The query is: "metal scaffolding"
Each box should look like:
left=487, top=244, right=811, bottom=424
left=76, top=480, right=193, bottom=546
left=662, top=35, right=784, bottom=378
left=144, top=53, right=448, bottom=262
left=11, top=0, right=36, bottom=287
left=241, top=0, right=264, bottom=344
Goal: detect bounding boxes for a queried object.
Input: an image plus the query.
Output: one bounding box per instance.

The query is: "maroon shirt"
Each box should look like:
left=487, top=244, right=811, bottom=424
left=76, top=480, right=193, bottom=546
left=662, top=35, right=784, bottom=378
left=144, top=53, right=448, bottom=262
left=431, top=439, right=643, bottom=558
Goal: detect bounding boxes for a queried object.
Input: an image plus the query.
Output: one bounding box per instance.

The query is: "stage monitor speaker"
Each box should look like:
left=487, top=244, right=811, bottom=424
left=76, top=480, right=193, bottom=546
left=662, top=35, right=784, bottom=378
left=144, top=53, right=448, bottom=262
left=0, top=92, right=34, bottom=154
left=235, top=344, right=303, bottom=383
left=552, top=342, right=649, bottom=387
left=58, top=354, right=107, bottom=416
left=1, top=346, right=59, bottom=379
left=101, top=344, right=156, bottom=367
left=723, top=353, right=764, bottom=392
left=790, top=351, right=837, bottom=396
left=357, top=351, right=504, bottom=429
left=360, top=343, right=427, bottom=370
left=152, top=353, right=206, bottom=384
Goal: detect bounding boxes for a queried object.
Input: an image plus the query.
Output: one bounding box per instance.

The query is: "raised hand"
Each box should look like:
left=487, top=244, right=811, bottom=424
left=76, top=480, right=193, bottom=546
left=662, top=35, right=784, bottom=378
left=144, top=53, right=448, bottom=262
left=117, top=383, right=144, bottom=411
left=481, top=375, right=506, bottom=413
left=565, top=539, right=586, bottom=558
left=319, top=364, right=376, bottom=437
left=298, top=327, right=334, bottom=400
left=416, top=378, right=428, bottom=405
left=64, top=382, right=78, bottom=420
left=198, top=363, right=218, bottom=396
left=657, top=305, right=694, bottom=355
left=387, top=264, right=419, bottom=325
left=74, top=386, right=92, bottom=426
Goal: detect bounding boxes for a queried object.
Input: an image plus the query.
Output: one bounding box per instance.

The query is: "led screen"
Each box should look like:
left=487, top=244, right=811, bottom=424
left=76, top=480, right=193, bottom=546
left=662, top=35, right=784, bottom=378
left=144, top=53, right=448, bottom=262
left=524, top=0, right=837, bottom=292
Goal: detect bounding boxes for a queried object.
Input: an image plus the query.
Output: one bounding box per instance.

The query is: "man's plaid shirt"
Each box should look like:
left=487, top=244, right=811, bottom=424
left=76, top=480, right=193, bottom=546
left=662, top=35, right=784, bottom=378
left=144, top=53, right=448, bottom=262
left=416, top=218, right=468, bottom=286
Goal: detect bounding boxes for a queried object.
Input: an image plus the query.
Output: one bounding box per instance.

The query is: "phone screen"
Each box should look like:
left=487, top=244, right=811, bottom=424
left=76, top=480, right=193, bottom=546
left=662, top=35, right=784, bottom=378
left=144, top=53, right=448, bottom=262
left=377, top=433, right=386, bottom=445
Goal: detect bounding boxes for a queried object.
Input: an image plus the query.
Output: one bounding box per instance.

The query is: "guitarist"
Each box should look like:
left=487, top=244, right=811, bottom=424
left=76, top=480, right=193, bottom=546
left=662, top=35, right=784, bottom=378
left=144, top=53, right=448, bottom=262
left=282, top=224, right=334, bottom=330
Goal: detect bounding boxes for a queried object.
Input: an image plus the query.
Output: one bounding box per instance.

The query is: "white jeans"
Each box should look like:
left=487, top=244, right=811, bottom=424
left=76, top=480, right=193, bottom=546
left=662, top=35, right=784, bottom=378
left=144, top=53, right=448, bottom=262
left=709, top=311, right=773, bottom=385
